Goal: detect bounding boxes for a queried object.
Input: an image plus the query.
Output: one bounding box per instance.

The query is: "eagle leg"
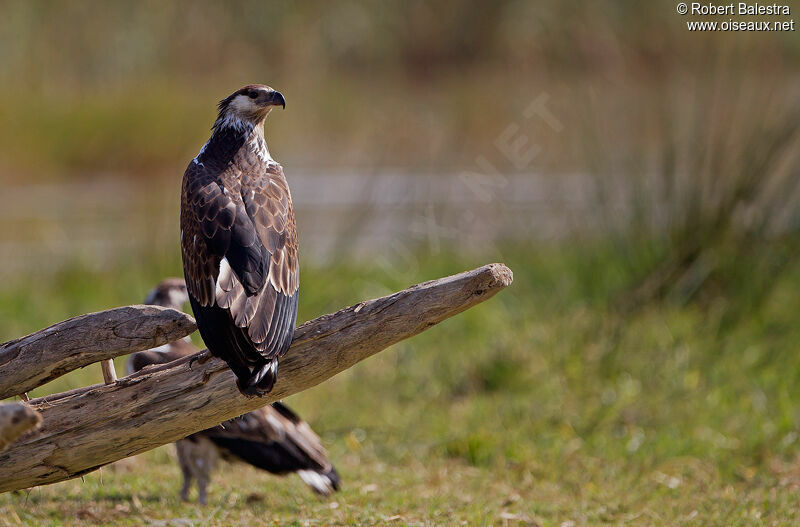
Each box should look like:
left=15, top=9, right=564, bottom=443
left=188, top=350, right=212, bottom=370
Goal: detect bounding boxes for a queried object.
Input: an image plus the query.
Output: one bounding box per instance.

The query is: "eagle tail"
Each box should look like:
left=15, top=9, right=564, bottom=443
left=237, top=358, right=278, bottom=397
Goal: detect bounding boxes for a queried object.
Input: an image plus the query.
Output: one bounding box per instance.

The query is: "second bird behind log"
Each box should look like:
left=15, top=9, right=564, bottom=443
left=129, top=279, right=340, bottom=504
left=180, top=84, right=299, bottom=397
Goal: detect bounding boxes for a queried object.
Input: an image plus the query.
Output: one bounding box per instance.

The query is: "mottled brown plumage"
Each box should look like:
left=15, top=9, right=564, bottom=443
left=128, top=279, right=340, bottom=503
left=127, top=338, right=196, bottom=374
left=180, top=84, right=298, bottom=396
left=200, top=401, right=340, bottom=498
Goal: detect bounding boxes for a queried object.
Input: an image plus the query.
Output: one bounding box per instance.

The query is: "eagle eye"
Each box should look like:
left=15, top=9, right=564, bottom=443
left=248, top=91, right=258, bottom=99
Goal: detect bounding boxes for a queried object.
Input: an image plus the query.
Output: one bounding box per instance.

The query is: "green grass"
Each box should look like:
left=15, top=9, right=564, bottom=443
left=2, top=244, right=800, bottom=525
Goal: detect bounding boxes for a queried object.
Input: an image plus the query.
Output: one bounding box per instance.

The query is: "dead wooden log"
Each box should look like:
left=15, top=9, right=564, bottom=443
left=0, top=402, right=42, bottom=453
left=0, top=305, right=196, bottom=399
left=0, top=263, right=512, bottom=493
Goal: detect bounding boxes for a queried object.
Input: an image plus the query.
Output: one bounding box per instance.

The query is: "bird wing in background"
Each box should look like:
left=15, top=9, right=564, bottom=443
left=203, top=401, right=340, bottom=494
left=181, top=157, right=299, bottom=391
left=127, top=339, right=198, bottom=375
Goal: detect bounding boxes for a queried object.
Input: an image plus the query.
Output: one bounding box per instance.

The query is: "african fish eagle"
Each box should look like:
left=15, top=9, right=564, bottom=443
left=180, top=84, right=298, bottom=396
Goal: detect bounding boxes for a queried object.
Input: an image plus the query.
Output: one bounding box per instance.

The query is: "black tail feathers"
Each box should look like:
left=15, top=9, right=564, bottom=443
left=324, top=467, right=341, bottom=492
left=235, top=358, right=279, bottom=397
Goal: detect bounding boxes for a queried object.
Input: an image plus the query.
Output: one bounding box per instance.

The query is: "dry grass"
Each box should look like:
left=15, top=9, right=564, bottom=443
left=1, top=248, right=800, bottom=525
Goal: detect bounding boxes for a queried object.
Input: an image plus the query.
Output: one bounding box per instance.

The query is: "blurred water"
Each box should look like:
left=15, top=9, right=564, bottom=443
left=0, top=172, right=618, bottom=279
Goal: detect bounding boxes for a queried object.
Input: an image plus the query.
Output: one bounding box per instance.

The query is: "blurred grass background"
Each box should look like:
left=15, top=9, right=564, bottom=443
left=1, top=0, right=799, bottom=525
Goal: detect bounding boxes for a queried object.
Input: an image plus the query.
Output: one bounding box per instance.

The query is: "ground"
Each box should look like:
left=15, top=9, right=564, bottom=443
left=2, top=245, right=800, bottom=526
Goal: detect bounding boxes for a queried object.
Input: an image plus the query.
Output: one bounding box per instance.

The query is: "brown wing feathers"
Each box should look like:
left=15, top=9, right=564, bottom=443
left=203, top=403, right=338, bottom=488
left=207, top=404, right=330, bottom=470
left=181, top=127, right=299, bottom=396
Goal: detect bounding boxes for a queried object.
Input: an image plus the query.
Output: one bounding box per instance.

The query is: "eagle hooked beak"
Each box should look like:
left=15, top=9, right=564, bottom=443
left=265, top=90, right=286, bottom=109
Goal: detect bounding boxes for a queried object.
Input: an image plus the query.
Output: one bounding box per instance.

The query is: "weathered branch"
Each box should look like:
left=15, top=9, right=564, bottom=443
left=0, top=263, right=512, bottom=493
left=0, top=402, right=42, bottom=453
left=100, top=360, right=118, bottom=384
left=0, top=305, right=196, bottom=399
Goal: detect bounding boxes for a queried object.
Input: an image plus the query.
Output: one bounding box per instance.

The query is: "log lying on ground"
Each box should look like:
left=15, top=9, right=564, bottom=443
left=0, top=263, right=512, bottom=493
left=0, top=402, right=41, bottom=453
left=0, top=305, right=196, bottom=400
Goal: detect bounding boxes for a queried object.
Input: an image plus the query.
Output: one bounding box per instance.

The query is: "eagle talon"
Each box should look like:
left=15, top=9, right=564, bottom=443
left=235, top=379, right=263, bottom=398
left=188, top=350, right=212, bottom=371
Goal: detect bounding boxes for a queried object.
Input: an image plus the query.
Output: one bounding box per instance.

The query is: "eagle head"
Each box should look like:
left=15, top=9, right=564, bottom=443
left=144, top=278, right=190, bottom=310
left=216, top=84, right=286, bottom=128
